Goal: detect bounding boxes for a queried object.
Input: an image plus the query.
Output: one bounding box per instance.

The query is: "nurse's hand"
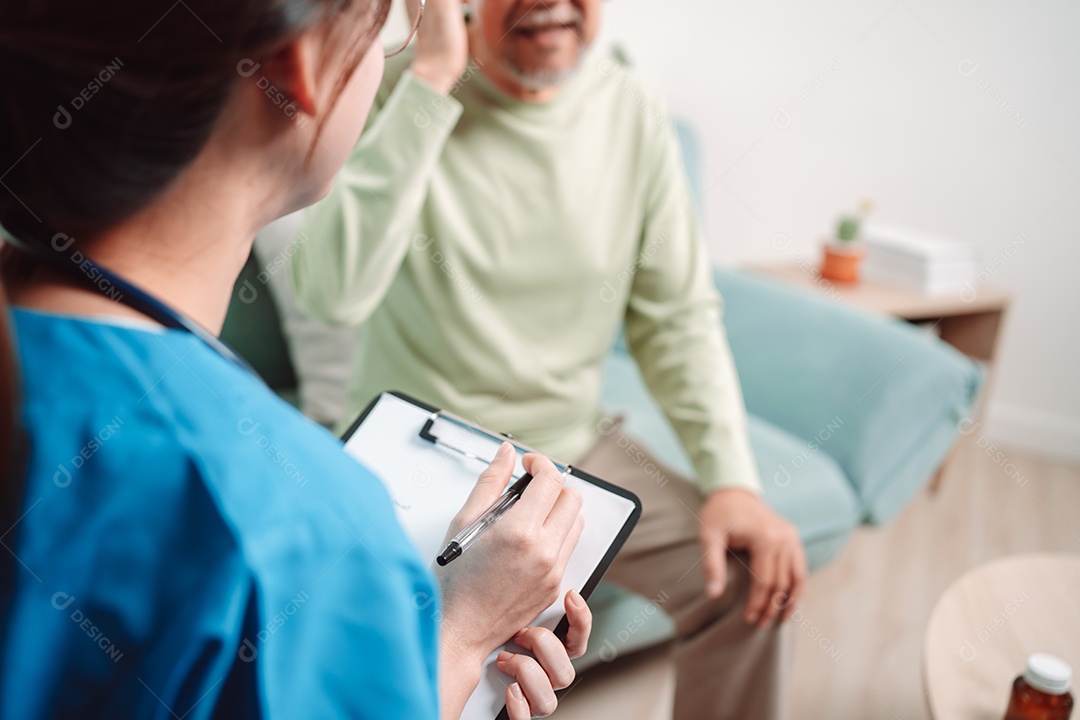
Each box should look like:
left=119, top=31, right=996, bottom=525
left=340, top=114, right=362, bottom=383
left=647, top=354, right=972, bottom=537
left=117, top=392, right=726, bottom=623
left=497, top=590, right=593, bottom=719
left=437, top=443, right=585, bottom=719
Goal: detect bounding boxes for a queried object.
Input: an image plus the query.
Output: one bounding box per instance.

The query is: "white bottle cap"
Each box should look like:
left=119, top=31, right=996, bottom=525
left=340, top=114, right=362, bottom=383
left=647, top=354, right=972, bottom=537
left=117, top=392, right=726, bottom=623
left=1024, top=654, right=1072, bottom=695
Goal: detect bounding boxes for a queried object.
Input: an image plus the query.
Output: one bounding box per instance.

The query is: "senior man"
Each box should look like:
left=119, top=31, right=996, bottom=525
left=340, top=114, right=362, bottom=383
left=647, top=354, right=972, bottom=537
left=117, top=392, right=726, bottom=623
left=288, top=0, right=805, bottom=717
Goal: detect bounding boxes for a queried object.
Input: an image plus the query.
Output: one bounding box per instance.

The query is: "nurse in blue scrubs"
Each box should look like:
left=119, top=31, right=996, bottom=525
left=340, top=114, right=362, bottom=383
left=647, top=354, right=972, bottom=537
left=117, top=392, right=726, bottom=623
left=0, top=1, right=590, bottom=718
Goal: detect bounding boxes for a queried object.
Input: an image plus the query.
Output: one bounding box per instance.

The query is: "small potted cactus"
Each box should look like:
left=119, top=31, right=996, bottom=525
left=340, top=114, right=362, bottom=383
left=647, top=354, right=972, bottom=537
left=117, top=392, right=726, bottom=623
left=820, top=199, right=873, bottom=283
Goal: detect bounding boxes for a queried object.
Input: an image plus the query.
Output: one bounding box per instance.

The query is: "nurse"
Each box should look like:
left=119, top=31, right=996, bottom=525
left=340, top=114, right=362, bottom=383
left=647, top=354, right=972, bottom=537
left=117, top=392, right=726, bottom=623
left=0, top=1, right=589, bottom=718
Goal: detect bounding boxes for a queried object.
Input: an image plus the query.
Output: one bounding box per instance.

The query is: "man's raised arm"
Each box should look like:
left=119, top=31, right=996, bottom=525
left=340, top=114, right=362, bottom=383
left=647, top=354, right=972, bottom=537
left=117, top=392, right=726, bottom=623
left=289, top=61, right=464, bottom=326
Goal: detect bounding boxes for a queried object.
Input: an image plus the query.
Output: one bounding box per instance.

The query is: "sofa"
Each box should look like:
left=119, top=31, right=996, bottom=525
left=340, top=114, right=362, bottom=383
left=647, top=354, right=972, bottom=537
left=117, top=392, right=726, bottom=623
left=219, top=118, right=983, bottom=673
left=221, top=250, right=982, bottom=670
left=580, top=265, right=982, bottom=667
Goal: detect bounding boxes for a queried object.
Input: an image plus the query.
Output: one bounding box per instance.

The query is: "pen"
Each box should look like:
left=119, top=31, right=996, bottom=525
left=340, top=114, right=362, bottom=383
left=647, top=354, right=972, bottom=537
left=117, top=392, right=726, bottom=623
left=436, top=473, right=535, bottom=566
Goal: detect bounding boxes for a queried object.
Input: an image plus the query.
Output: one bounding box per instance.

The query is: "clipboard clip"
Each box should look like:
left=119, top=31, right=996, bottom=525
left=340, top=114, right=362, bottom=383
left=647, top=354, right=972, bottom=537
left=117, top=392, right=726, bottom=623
left=419, top=411, right=572, bottom=478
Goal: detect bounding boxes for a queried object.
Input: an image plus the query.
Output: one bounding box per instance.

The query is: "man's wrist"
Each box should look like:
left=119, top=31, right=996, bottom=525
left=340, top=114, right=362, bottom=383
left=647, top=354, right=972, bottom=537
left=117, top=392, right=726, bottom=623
left=411, top=60, right=462, bottom=96
left=699, top=472, right=764, bottom=498
left=705, top=486, right=759, bottom=500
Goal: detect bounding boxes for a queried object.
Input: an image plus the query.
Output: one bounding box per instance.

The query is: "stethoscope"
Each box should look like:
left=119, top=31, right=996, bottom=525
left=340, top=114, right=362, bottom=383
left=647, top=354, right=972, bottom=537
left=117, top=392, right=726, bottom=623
left=1, top=227, right=260, bottom=379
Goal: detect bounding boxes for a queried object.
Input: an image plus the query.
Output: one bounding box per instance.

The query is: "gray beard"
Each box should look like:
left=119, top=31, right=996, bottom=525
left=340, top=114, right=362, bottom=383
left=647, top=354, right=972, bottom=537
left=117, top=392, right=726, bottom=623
left=504, top=48, right=588, bottom=91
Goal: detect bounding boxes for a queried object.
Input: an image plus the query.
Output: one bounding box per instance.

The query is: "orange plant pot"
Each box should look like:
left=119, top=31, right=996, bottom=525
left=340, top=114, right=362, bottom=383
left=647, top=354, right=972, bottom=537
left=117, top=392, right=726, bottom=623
left=819, top=242, right=865, bottom=283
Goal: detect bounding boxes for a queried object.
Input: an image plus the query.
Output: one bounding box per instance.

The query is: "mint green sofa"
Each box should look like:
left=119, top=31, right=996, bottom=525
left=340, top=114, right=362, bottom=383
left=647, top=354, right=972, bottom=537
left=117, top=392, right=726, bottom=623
left=583, top=266, right=982, bottom=667
left=575, top=124, right=981, bottom=669
left=220, top=117, right=982, bottom=672
left=221, top=253, right=982, bottom=670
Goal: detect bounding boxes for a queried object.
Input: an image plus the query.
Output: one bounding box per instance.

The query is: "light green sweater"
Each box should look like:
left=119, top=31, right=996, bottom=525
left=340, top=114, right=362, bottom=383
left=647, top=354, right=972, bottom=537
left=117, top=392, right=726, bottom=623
left=291, top=51, right=760, bottom=494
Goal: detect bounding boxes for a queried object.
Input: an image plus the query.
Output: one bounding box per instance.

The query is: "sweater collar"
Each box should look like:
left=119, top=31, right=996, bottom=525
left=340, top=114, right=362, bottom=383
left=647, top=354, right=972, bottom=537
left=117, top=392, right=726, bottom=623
left=458, top=48, right=596, bottom=120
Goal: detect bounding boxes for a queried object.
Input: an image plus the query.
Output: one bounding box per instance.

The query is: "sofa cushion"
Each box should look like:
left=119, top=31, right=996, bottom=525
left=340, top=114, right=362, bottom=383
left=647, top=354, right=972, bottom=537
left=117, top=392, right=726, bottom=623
left=221, top=252, right=297, bottom=393
left=582, top=351, right=862, bottom=673
left=574, top=582, right=676, bottom=674
left=715, top=268, right=982, bottom=524
left=600, top=350, right=859, bottom=570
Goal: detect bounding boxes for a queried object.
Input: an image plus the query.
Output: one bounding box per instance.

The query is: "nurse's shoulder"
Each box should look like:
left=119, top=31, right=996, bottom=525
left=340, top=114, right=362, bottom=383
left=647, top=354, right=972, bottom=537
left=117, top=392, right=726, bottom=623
left=140, top=323, right=416, bottom=572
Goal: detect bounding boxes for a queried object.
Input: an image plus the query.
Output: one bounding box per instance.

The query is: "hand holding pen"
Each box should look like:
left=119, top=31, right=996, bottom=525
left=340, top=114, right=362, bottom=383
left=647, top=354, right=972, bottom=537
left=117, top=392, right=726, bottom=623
left=430, top=443, right=590, bottom=719
left=437, top=470, right=535, bottom=565
left=434, top=443, right=586, bottom=656
left=438, top=450, right=571, bottom=564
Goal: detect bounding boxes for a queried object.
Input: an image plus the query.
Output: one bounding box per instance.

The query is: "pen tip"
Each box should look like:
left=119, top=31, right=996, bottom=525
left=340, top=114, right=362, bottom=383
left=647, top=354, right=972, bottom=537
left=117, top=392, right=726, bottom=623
left=436, top=542, right=462, bottom=566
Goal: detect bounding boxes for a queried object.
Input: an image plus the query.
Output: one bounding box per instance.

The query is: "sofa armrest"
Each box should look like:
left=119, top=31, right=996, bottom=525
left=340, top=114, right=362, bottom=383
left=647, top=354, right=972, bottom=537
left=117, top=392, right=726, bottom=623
left=715, top=268, right=982, bottom=524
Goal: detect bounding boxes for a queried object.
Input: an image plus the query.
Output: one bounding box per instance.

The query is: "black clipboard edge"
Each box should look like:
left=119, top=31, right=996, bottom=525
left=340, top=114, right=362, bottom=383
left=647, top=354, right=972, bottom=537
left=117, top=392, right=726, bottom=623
left=340, top=390, right=438, bottom=444
left=341, top=390, right=642, bottom=720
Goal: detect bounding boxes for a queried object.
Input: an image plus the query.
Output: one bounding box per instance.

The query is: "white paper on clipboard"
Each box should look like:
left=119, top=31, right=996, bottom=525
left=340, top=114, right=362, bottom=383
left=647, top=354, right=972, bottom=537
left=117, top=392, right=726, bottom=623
left=342, top=392, right=640, bottom=720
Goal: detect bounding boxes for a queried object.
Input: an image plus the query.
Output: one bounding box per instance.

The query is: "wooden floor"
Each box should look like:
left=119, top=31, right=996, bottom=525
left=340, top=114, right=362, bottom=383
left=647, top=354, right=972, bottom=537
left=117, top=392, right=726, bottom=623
left=790, top=436, right=1079, bottom=720
left=557, top=436, right=1080, bottom=720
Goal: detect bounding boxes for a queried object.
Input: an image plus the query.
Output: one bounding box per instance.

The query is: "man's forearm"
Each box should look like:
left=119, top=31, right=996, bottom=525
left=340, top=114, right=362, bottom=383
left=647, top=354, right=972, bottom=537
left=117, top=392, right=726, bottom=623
left=290, top=70, right=463, bottom=326
left=627, top=296, right=763, bottom=496
left=625, top=96, right=762, bottom=495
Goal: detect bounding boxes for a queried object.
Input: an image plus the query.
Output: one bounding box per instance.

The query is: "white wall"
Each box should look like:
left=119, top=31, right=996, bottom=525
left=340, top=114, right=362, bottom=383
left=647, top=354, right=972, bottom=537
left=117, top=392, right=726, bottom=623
left=380, top=1, right=1080, bottom=462
left=595, top=0, right=1080, bottom=463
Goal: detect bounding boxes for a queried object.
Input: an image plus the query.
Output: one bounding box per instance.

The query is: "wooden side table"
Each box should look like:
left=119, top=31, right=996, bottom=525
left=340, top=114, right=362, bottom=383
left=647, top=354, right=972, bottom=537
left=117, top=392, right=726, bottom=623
left=923, top=554, right=1080, bottom=719
left=744, top=262, right=1011, bottom=488
left=745, top=262, right=1011, bottom=361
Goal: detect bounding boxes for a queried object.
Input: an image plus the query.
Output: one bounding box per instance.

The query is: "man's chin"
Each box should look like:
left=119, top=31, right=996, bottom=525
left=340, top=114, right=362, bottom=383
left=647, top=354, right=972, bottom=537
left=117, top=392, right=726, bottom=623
left=505, top=52, right=587, bottom=92
left=506, top=66, right=575, bottom=91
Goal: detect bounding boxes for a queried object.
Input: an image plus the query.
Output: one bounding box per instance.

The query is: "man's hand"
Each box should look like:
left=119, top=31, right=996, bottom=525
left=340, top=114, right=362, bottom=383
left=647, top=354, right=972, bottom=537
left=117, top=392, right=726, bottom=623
left=410, top=0, right=470, bottom=95
left=698, top=488, right=807, bottom=627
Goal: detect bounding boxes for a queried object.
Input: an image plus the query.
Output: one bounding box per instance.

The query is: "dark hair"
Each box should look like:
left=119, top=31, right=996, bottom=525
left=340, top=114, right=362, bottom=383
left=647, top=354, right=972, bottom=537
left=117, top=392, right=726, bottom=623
left=0, top=0, right=389, bottom=528
left=0, top=286, right=22, bottom=557
left=0, top=0, right=389, bottom=242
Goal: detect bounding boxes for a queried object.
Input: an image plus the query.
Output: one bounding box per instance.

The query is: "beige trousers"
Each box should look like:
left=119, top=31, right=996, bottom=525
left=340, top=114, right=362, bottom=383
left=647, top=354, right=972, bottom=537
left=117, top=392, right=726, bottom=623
left=575, top=428, right=792, bottom=720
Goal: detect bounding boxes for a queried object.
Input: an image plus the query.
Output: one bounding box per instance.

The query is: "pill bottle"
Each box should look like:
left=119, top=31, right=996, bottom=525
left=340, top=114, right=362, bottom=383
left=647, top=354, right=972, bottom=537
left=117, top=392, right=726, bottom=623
left=1004, top=653, right=1073, bottom=720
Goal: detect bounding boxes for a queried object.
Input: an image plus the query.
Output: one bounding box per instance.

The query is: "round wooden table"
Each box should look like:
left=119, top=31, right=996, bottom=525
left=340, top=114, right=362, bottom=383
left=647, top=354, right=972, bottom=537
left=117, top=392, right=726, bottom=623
left=924, top=554, right=1080, bottom=719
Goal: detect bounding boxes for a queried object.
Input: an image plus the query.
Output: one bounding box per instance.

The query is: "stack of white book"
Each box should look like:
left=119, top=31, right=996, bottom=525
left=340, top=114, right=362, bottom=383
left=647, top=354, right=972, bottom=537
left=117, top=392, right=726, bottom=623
left=862, top=225, right=980, bottom=296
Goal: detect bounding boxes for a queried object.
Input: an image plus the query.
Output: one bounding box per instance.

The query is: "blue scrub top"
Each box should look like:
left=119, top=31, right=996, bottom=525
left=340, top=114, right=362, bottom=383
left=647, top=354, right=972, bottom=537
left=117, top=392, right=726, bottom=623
left=0, top=309, right=441, bottom=719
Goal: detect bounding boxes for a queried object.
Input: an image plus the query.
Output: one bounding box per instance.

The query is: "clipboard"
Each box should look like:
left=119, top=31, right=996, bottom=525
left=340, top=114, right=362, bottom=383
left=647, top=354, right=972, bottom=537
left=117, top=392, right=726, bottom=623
left=341, top=391, right=641, bottom=720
